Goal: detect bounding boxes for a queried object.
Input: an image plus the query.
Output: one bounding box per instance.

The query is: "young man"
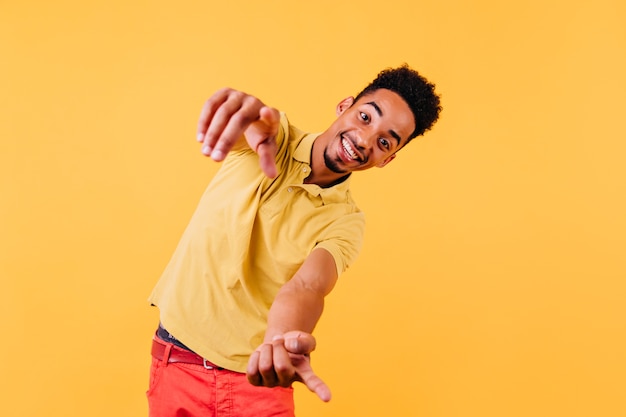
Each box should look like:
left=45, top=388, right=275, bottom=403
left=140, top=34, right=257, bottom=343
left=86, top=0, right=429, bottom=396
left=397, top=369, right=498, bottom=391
left=147, top=65, right=441, bottom=416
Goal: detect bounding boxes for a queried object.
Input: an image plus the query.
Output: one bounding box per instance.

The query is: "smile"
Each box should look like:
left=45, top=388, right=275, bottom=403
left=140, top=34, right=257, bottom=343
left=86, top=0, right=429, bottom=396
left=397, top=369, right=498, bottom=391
left=341, top=136, right=361, bottom=162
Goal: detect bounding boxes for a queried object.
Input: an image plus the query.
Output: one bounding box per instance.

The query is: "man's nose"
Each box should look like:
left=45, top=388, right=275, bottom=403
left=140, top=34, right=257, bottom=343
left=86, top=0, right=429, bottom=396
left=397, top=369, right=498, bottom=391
left=355, top=132, right=376, bottom=149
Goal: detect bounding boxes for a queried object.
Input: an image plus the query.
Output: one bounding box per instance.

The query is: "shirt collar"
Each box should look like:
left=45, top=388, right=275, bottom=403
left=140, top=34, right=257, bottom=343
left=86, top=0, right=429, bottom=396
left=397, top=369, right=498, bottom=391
left=293, top=132, right=318, bottom=164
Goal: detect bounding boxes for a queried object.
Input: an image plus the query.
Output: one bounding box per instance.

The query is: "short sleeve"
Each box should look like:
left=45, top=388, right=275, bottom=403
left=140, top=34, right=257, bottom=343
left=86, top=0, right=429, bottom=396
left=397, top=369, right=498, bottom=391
left=314, top=211, right=366, bottom=276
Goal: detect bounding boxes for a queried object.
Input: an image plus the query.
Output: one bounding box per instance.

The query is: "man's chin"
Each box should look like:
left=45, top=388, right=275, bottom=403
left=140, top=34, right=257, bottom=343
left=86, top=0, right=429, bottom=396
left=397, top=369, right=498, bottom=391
left=324, top=151, right=348, bottom=174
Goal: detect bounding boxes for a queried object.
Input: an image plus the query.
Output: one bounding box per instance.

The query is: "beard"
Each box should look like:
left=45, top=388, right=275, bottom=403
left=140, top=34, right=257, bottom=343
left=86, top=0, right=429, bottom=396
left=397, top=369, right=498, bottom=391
left=323, top=146, right=348, bottom=174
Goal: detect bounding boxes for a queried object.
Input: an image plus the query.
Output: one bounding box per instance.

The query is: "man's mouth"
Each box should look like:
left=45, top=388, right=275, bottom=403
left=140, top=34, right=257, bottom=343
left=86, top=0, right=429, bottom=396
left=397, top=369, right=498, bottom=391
left=341, top=135, right=362, bottom=162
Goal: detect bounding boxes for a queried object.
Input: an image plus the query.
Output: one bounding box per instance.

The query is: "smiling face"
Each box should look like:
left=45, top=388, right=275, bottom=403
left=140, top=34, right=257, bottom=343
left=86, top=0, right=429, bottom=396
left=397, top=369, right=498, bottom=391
left=311, top=88, right=416, bottom=185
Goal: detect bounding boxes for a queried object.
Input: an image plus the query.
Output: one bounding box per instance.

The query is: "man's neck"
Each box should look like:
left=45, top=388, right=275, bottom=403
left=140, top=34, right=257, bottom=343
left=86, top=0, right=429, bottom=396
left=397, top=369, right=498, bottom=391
left=304, top=171, right=350, bottom=188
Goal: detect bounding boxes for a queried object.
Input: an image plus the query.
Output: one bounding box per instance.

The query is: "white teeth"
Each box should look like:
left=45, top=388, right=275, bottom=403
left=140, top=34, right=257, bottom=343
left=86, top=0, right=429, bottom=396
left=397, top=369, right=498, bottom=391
left=342, top=138, right=358, bottom=160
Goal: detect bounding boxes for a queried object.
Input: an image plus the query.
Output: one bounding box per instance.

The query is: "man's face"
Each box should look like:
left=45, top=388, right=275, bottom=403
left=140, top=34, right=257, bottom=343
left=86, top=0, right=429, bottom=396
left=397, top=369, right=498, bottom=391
left=320, top=88, right=415, bottom=174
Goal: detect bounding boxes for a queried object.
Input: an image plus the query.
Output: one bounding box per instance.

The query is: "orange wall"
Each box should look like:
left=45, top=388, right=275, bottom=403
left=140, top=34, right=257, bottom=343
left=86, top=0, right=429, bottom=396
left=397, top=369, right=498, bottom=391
left=1, top=1, right=625, bottom=416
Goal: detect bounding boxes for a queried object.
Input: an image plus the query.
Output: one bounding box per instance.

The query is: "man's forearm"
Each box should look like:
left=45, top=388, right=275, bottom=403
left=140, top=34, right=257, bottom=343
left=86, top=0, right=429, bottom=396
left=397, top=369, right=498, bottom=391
left=263, top=248, right=338, bottom=342
left=264, top=282, right=325, bottom=343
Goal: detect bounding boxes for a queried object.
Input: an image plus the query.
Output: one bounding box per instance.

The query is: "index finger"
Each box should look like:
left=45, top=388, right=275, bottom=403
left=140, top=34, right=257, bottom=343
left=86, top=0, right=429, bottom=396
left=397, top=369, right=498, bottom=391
left=257, top=141, right=277, bottom=178
left=298, top=366, right=332, bottom=402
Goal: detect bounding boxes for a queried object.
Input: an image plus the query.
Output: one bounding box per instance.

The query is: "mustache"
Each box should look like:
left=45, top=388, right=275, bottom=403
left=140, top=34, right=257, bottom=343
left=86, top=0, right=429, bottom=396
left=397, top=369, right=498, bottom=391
left=340, top=132, right=369, bottom=164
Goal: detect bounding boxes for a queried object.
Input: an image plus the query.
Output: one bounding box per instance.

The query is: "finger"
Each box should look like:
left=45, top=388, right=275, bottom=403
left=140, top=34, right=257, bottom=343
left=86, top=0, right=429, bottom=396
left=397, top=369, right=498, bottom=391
left=283, top=331, right=317, bottom=355
left=297, top=365, right=332, bottom=402
left=202, top=94, right=252, bottom=159
left=254, top=106, right=280, bottom=177
left=197, top=88, right=231, bottom=145
left=271, top=337, right=296, bottom=387
left=208, top=95, right=267, bottom=161
left=246, top=350, right=262, bottom=386
left=257, top=343, right=279, bottom=387
left=257, top=141, right=278, bottom=178
left=258, top=106, right=280, bottom=137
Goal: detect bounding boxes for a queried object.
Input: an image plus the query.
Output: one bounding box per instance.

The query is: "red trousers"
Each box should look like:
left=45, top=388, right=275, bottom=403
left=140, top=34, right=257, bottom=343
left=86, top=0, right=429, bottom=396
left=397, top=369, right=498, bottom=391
left=147, top=338, right=295, bottom=417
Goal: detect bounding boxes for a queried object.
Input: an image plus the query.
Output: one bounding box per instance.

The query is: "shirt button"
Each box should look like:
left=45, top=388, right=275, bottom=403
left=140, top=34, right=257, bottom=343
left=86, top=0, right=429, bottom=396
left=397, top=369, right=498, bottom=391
left=287, top=187, right=293, bottom=192
left=302, top=168, right=308, bottom=173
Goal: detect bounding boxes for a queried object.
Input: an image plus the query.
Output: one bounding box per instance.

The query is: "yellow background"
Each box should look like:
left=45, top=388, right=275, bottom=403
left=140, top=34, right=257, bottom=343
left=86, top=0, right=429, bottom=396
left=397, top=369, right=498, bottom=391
left=2, top=0, right=625, bottom=416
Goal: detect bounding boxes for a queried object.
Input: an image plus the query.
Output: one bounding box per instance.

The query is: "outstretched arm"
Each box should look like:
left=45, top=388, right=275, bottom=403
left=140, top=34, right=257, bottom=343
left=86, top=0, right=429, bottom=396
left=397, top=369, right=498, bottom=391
left=196, top=88, right=280, bottom=178
left=246, top=248, right=339, bottom=402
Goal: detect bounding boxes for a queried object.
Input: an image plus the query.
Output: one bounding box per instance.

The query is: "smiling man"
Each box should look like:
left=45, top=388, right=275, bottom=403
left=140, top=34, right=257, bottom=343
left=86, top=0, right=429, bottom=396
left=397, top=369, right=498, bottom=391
left=147, top=64, right=441, bottom=417
left=314, top=88, right=416, bottom=181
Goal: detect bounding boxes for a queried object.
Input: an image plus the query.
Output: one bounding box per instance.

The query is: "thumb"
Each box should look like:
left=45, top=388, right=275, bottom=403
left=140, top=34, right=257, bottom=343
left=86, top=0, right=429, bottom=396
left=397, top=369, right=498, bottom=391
left=283, top=331, right=317, bottom=355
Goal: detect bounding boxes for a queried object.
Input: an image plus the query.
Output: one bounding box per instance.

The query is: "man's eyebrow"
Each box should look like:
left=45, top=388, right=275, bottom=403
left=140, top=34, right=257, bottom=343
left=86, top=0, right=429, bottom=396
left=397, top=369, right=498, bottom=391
left=366, top=101, right=383, bottom=117
left=365, top=101, right=402, bottom=145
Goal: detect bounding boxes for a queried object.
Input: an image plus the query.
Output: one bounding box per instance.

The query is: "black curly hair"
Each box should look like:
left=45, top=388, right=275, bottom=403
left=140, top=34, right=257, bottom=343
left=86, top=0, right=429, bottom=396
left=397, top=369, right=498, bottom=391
left=354, top=64, right=442, bottom=142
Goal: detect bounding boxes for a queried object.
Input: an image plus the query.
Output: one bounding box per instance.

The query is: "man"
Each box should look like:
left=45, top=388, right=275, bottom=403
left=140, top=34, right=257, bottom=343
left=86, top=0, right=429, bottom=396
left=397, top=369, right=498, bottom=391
left=147, top=64, right=441, bottom=416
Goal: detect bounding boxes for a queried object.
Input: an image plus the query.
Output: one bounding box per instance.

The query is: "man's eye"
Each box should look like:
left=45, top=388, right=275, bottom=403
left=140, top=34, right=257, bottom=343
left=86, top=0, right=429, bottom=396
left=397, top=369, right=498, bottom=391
left=380, top=138, right=390, bottom=149
left=359, top=112, right=369, bottom=122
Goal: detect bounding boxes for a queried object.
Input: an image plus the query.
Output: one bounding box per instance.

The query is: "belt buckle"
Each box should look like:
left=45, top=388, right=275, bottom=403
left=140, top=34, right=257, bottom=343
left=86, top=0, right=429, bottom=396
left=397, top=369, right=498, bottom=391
left=203, top=359, right=214, bottom=370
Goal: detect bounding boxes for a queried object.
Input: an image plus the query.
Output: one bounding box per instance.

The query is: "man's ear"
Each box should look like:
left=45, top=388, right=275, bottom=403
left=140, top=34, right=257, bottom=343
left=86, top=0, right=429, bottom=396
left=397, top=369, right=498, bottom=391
left=336, top=97, right=355, bottom=116
left=377, top=153, right=396, bottom=168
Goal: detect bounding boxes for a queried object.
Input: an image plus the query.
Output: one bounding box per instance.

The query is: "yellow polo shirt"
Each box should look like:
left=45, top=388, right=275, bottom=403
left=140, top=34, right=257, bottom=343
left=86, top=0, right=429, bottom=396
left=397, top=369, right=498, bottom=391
left=148, top=114, right=365, bottom=372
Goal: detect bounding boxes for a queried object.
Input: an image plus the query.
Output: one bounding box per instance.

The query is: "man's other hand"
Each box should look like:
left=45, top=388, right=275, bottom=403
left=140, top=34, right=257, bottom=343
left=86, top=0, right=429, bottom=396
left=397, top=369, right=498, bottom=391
left=196, top=88, right=279, bottom=178
left=246, top=331, right=331, bottom=402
